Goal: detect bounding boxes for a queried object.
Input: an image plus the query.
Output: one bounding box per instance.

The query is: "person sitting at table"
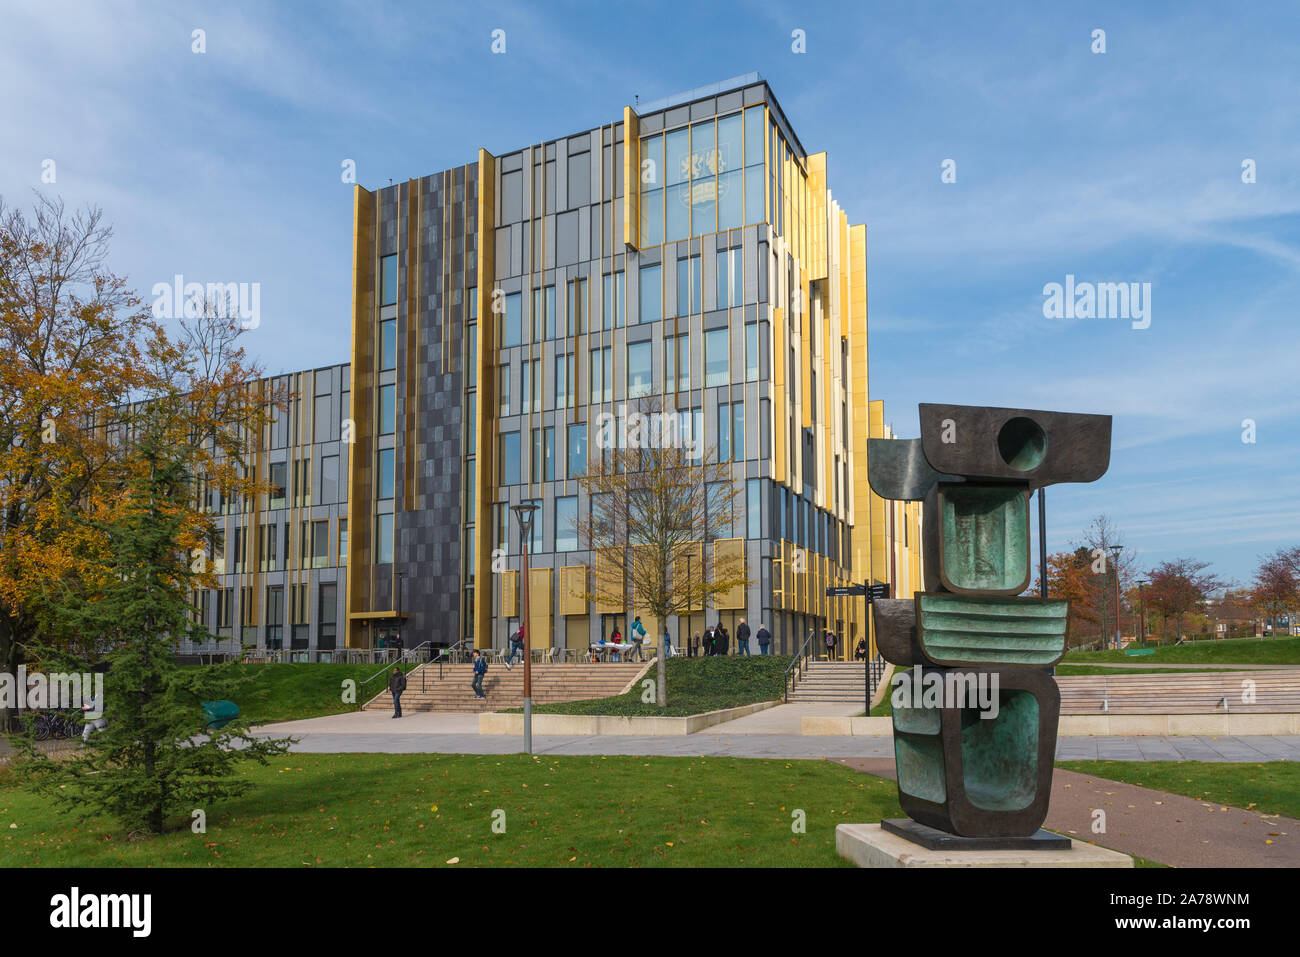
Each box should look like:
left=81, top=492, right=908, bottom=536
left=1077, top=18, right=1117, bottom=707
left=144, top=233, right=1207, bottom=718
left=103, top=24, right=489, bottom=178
left=609, top=625, right=623, bottom=661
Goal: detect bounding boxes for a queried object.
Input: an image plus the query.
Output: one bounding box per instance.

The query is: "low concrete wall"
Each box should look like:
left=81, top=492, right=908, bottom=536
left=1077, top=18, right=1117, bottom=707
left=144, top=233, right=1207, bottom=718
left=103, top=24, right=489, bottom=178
left=479, top=699, right=778, bottom=736
left=803, top=713, right=1300, bottom=736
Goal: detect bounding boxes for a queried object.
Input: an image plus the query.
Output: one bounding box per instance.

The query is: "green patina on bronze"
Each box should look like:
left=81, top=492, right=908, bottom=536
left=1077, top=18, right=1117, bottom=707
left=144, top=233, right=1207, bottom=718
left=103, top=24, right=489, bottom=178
left=960, top=692, right=1039, bottom=812
left=939, top=484, right=1030, bottom=592
left=895, top=732, right=946, bottom=805
left=916, top=594, right=1069, bottom=666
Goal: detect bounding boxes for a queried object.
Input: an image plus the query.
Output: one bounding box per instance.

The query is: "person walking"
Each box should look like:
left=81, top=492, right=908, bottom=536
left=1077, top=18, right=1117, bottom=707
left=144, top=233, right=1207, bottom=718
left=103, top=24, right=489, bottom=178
left=756, top=622, right=772, bottom=655
left=735, top=618, right=751, bottom=656
left=691, top=632, right=701, bottom=657
left=702, top=624, right=715, bottom=656
left=471, top=650, right=487, bottom=699
left=504, top=625, right=525, bottom=670
left=388, top=666, right=407, bottom=718
left=663, top=624, right=673, bottom=658
left=823, top=629, right=837, bottom=661
left=855, top=637, right=868, bottom=661
left=630, top=616, right=647, bottom=662
left=81, top=695, right=107, bottom=743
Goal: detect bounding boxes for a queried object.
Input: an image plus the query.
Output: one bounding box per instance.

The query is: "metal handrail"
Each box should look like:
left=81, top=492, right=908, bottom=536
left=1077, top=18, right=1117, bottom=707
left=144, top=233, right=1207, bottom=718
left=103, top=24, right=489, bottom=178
left=783, top=631, right=820, bottom=702
left=432, top=640, right=469, bottom=683
left=357, top=641, right=432, bottom=709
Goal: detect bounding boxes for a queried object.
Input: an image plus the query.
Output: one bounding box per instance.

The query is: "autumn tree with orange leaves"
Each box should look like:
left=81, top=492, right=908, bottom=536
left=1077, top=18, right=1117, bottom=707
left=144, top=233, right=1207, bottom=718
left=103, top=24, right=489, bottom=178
left=0, top=194, right=273, bottom=729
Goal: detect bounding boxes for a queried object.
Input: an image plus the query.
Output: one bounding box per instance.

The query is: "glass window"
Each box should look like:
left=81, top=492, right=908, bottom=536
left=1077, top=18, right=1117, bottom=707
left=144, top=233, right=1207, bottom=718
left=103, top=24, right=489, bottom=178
left=321, top=454, right=338, bottom=504
left=469, top=286, right=477, bottom=319
left=319, top=583, right=338, bottom=643
left=639, top=264, right=661, bottom=323
left=717, top=113, right=743, bottom=178
left=380, top=318, right=397, bottom=370
left=640, top=134, right=662, bottom=189
left=665, top=182, right=690, bottom=242
left=676, top=257, right=700, bottom=316
left=664, top=334, right=689, bottom=393
left=707, top=482, right=732, bottom=540
left=691, top=120, right=716, bottom=237
left=532, top=285, right=555, bottom=341
left=627, top=341, right=652, bottom=398
left=640, top=189, right=664, bottom=247
left=718, top=402, right=731, bottom=461
left=377, top=448, right=394, bottom=500
left=665, top=128, right=690, bottom=186
left=733, top=401, right=745, bottom=460
left=705, top=328, right=729, bottom=387
left=745, top=105, right=764, bottom=169
left=521, top=358, right=537, bottom=413
left=589, top=347, right=612, bottom=403
left=500, top=432, right=520, bottom=485
left=503, top=292, right=522, bottom=347
left=745, top=322, right=759, bottom=381
left=269, top=462, right=286, bottom=509
left=376, top=514, right=394, bottom=565
left=688, top=407, right=703, bottom=462
left=602, top=271, right=625, bottom=329
left=555, top=496, right=578, bottom=552
left=532, top=427, right=555, bottom=482
left=339, top=519, right=348, bottom=564
left=312, top=520, right=328, bottom=568
left=555, top=353, right=571, bottom=409
left=747, top=479, right=762, bottom=539
left=466, top=458, right=475, bottom=514
left=380, top=254, right=398, bottom=306
left=378, top=384, right=395, bottom=435
left=498, top=365, right=511, bottom=416
left=467, top=399, right=477, bottom=448
left=467, top=324, right=477, bottom=387
left=568, top=423, right=587, bottom=477
left=745, top=165, right=764, bottom=226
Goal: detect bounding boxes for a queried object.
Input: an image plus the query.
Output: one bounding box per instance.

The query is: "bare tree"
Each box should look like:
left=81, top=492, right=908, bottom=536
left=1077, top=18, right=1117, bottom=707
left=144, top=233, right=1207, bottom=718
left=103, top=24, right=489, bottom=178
left=572, top=396, right=748, bottom=705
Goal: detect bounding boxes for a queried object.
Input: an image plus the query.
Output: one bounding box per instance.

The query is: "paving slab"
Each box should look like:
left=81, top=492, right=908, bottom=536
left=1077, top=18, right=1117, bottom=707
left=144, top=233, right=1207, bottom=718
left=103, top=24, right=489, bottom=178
left=833, top=758, right=1299, bottom=868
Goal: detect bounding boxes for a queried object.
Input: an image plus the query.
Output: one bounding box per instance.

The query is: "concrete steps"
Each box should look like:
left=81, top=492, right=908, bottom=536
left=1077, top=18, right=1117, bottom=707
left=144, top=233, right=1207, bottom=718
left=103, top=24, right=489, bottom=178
left=1057, top=670, right=1300, bottom=714
left=364, top=660, right=652, bottom=712
left=789, top=661, right=870, bottom=703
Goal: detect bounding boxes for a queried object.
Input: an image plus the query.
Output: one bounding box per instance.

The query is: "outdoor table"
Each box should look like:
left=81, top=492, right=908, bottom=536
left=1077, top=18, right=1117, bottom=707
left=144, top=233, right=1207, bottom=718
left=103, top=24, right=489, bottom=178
left=589, top=642, right=636, bottom=660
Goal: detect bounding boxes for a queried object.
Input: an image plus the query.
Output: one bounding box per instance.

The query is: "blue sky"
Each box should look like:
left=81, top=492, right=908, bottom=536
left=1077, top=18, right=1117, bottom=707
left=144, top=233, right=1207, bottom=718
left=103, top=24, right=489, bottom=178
left=2, top=1, right=1296, bottom=584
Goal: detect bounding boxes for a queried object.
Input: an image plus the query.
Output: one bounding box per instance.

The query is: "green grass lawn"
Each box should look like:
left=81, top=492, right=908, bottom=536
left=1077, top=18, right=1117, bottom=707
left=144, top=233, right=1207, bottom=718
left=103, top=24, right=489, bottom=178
left=1062, top=636, right=1300, bottom=666
left=200, top=661, right=420, bottom=725
left=0, top=752, right=901, bottom=867
left=1057, top=760, right=1300, bottom=820
left=511, top=655, right=793, bottom=717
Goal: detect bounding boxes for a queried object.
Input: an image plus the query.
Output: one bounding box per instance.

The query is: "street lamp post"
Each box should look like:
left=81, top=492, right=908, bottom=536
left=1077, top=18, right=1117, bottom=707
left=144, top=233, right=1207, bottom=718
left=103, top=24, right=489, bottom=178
left=1108, top=545, right=1124, bottom=650
left=1136, top=579, right=1148, bottom=647
left=512, top=503, right=539, bottom=755
left=685, top=551, right=693, bottom=658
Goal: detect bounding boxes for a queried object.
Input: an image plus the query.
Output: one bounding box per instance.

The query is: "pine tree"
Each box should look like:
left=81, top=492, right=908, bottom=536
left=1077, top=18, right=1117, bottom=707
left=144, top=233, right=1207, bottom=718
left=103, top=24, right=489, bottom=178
left=20, top=431, right=291, bottom=835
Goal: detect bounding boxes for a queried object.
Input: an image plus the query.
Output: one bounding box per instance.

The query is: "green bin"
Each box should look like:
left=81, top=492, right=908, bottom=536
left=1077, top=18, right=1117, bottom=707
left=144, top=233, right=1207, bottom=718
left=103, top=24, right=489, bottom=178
left=202, top=700, right=239, bottom=730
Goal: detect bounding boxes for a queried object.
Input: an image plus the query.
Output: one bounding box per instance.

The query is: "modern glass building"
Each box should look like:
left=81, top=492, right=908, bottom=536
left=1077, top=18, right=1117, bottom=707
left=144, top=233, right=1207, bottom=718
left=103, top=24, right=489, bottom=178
left=194, top=74, right=923, bottom=659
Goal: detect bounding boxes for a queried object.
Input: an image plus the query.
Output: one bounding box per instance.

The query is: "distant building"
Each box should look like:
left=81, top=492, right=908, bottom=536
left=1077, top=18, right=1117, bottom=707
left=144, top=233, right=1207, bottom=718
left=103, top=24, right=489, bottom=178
left=191, top=74, right=922, bottom=659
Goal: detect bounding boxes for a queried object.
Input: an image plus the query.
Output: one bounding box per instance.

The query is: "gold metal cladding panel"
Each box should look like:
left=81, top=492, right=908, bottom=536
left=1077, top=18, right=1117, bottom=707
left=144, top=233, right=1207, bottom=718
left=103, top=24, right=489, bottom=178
left=595, top=546, right=623, bottom=613
left=800, top=265, right=812, bottom=431
left=714, top=538, right=746, bottom=609
left=501, top=569, right=518, bottom=618
left=473, top=149, right=497, bottom=649
left=850, top=224, right=870, bottom=579
left=346, top=184, right=375, bottom=647
left=771, top=305, right=786, bottom=483
left=868, top=399, right=886, bottom=593
left=673, top=542, right=703, bottom=611
left=623, top=106, right=639, bottom=250
left=559, top=564, right=588, bottom=616
left=808, top=153, right=827, bottom=281
left=528, top=567, right=551, bottom=647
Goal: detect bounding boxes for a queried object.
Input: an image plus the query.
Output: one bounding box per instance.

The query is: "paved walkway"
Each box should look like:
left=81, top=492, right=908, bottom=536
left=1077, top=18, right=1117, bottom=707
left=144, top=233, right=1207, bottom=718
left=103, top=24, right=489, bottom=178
left=249, top=711, right=1300, bottom=761
left=836, top=758, right=1300, bottom=867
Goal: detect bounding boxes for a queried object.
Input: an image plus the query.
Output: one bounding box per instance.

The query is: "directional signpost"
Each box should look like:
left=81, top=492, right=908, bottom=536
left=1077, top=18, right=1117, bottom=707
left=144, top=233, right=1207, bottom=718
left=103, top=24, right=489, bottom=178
left=825, top=581, right=891, bottom=711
